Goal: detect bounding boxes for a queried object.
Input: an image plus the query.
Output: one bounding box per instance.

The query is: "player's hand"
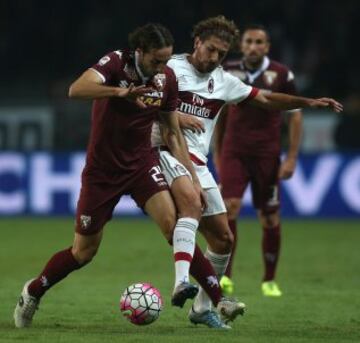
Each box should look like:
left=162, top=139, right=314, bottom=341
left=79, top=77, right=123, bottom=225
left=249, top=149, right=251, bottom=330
left=278, top=157, right=296, bottom=180
left=116, top=83, right=155, bottom=108
left=178, top=113, right=205, bottom=133
left=308, top=98, right=343, bottom=113
left=194, top=181, right=208, bottom=211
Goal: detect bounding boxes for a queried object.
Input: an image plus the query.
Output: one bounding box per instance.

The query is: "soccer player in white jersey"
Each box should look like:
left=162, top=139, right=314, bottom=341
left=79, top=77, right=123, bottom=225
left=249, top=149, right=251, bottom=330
left=152, top=16, right=342, bottom=328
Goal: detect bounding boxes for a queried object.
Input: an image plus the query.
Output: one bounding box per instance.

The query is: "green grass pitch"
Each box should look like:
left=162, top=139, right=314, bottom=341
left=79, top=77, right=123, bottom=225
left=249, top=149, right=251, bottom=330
left=0, top=218, right=359, bottom=343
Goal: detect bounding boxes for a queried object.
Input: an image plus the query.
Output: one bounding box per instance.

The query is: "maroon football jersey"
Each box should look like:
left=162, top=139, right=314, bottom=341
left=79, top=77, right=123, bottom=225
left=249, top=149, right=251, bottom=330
left=222, top=57, right=297, bottom=156
left=85, top=50, right=178, bottom=172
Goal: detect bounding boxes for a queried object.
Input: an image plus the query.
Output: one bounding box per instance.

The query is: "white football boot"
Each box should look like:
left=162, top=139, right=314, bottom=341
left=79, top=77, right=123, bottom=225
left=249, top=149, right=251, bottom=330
left=189, top=306, right=231, bottom=329
left=14, top=279, right=40, bottom=328
left=217, top=297, right=246, bottom=324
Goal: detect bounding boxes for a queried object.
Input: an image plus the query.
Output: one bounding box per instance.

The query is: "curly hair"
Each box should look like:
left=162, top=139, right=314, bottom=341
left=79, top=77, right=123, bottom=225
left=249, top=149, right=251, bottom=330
left=192, top=16, right=239, bottom=45
left=128, top=23, right=174, bottom=52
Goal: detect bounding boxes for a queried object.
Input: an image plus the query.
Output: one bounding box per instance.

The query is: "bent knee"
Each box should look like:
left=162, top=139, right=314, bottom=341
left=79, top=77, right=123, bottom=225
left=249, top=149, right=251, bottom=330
left=259, top=211, right=280, bottom=228
left=177, top=189, right=202, bottom=219
left=210, top=228, right=234, bottom=253
left=223, top=229, right=234, bottom=251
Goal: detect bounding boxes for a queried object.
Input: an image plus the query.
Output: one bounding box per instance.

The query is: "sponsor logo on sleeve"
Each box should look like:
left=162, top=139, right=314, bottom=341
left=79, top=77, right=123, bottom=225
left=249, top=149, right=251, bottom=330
left=98, top=56, right=110, bottom=66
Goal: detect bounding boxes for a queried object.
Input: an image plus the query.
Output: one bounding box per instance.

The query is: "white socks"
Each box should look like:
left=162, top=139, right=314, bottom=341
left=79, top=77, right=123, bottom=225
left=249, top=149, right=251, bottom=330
left=173, top=217, right=199, bottom=288
left=193, top=248, right=231, bottom=313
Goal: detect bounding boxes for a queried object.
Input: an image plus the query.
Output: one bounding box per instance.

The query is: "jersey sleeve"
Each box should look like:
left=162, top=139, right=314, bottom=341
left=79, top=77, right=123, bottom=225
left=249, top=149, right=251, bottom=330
left=280, top=69, right=297, bottom=95
left=281, top=69, right=300, bottom=112
left=90, top=51, right=122, bottom=85
left=160, top=68, right=179, bottom=112
left=224, top=72, right=259, bottom=104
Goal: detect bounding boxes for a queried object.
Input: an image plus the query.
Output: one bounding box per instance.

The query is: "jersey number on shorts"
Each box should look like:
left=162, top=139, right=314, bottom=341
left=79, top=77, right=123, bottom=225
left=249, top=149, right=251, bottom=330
left=267, top=185, right=279, bottom=206
left=149, top=166, right=165, bottom=183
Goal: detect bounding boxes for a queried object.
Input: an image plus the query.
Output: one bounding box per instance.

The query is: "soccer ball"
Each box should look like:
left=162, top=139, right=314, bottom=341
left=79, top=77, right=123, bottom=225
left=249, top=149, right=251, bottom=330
left=120, top=283, right=163, bottom=325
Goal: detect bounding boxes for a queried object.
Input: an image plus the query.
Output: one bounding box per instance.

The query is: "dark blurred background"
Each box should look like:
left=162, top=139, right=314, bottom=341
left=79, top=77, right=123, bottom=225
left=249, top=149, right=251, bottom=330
left=1, top=0, right=359, bottom=151
left=0, top=0, right=359, bottom=217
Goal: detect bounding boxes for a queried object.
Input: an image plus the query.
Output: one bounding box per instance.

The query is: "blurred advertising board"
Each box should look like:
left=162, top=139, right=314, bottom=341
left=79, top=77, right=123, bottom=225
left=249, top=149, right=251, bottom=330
left=0, top=152, right=359, bottom=217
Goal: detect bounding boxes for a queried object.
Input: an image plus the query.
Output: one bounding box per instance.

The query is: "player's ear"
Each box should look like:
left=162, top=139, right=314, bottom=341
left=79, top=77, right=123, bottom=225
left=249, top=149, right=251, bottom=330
left=136, top=48, right=144, bottom=59
left=265, top=42, right=270, bottom=54
left=194, top=36, right=201, bottom=50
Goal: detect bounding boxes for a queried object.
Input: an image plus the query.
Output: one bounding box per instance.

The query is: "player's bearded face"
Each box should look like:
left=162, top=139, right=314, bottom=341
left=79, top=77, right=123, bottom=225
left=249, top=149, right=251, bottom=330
left=192, top=36, right=230, bottom=73
left=241, top=30, right=270, bottom=65
left=138, top=46, right=173, bottom=77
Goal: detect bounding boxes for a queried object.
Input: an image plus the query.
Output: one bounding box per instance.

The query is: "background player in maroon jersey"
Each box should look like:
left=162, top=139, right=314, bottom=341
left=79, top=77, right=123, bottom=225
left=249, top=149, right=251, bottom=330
left=13, top=23, right=212, bottom=328
left=214, top=25, right=303, bottom=297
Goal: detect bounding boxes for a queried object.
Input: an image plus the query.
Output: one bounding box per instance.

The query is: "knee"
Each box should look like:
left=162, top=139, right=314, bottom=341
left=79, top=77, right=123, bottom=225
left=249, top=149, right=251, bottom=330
left=72, top=245, right=99, bottom=265
left=177, top=189, right=202, bottom=220
left=259, top=211, right=280, bottom=228
left=211, top=228, right=234, bottom=254
left=222, top=228, right=234, bottom=252
left=224, top=198, right=241, bottom=220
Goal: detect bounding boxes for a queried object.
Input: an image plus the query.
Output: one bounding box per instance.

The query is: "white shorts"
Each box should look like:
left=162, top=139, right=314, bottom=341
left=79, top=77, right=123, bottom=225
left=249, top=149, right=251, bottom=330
left=159, top=150, right=226, bottom=217
left=159, top=150, right=192, bottom=186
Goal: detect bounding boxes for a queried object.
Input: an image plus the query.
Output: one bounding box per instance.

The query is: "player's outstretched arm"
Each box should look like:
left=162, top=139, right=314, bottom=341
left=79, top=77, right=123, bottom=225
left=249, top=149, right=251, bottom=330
left=68, top=69, right=154, bottom=106
left=249, top=90, right=343, bottom=113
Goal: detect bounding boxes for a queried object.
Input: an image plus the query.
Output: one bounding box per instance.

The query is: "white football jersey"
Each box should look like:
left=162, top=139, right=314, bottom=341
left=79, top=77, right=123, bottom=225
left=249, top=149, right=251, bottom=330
left=151, top=54, right=256, bottom=162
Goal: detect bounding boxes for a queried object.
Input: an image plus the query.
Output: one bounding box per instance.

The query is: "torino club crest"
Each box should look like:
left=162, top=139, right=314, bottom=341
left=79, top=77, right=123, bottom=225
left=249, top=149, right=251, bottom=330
left=263, top=71, right=278, bottom=86
left=153, top=74, right=166, bottom=91
left=80, top=215, right=91, bottom=230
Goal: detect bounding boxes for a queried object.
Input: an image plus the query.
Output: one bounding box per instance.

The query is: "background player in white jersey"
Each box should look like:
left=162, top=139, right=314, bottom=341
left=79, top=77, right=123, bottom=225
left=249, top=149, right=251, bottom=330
left=152, top=15, right=342, bottom=328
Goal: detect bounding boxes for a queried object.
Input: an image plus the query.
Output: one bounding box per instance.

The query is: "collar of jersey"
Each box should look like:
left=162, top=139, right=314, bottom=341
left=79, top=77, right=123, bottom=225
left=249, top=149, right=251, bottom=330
left=241, top=56, right=270, bottom=84
left=134, top=51, right=150, bottom=84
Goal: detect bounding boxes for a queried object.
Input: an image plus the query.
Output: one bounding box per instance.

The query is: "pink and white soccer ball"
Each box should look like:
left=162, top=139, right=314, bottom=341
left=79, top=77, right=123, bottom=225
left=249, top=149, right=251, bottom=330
left=120, top=283, right=163, bottom=325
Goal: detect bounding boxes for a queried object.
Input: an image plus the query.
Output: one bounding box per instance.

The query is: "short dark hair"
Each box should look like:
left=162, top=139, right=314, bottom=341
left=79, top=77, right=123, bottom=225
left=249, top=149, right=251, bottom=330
left=192, top=16, right=239, bottom=46
left=242, top=24, right=270, bottom=42
left=128, top=23, right=174, bottom=52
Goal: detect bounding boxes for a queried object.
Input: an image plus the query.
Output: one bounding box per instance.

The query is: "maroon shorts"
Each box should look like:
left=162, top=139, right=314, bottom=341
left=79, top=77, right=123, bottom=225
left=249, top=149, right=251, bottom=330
left=75, top=156, right=168, bottom=235
left=220, top=152, right=280, bottom=213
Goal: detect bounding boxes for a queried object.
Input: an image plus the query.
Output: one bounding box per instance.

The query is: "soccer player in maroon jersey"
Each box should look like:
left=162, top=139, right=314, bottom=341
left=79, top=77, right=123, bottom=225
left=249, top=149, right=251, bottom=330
left=213, top=25, right=303, bottom=297
left=13, top=23, right=213, bottom=328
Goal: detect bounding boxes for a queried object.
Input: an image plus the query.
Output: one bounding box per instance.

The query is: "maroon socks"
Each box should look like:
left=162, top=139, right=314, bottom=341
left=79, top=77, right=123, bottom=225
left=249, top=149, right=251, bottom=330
left=224, top=219, right=237, bottom=278
left=262, top=225, right=281, bottom=281
left=28, top=247, right=81, bottom=299
left=190, top=244, right=222, bottom=306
